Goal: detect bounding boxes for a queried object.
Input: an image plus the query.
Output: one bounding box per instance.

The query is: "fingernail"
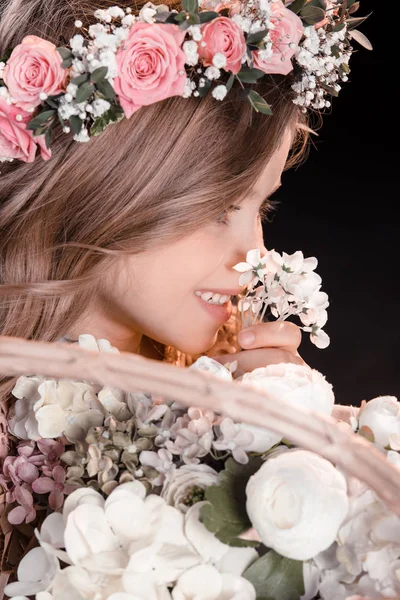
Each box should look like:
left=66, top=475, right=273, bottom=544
left=239, top=330, right=255, bottom=346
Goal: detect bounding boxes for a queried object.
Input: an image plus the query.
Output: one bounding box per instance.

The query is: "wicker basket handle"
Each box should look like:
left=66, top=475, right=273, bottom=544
left=0, top=335, right=399, bottom=516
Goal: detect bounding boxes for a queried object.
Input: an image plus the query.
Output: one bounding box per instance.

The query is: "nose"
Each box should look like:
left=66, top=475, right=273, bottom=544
left=233, top=221, right=267, bottom=265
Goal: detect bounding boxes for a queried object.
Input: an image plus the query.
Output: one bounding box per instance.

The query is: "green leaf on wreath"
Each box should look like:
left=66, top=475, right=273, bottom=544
left=182, top=0, right=199, bottom=14
left=76, top=82, right=95, bottom=104
left=69, top=115, right=83, bottom=135
left=300, top=5, right=326, bottom=25
left=225, top=72, right=235, bottom=93
left=199, top=10, right=219, bottom=23
left=96, top=79, right=117, bottom=101
left=45, top=127, right=53, bottom=150
left=306, top=0, right=326, bottom=10
left=26, top=110, right=56, bottom=131
left=90, top=104, right=125, bottom=137
left=287, top=0, right=307, bottom=14
left=346, top=12, right=372, bottom=30
left=62, top=57, right=74, bottom=69
left=242, top=550, right=305, bottom=600
left=56, top=47, right=73, bottom=60
left=246, top=29, right=270, bottom=46
left=198, top=79, right=211, bottom=97
left=199, top=456, right=263, bottom=547
left=246, top=90, right=273, bottom=115
left=236, top=66, right=266, bottom=84
left=70, top=73, right=90, bottom=86
left=90, top=66, right=108, bottom=84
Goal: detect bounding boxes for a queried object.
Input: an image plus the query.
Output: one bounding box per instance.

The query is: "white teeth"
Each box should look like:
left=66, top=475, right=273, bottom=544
left=196, top=291, right=231, bottom=305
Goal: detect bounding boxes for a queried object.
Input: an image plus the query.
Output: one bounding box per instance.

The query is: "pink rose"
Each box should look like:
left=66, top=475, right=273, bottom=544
left=0, top=98, right=52, bottom=163
left=252, top=1, right=303, bottom=76
left=3, top=35, right=67, bottom=111
left=114, top=22, right=187, bottom=119
left=197, top=16, right=246, bottom=74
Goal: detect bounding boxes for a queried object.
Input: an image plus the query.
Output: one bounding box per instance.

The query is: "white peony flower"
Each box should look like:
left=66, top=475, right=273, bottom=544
left=161, top=463, right=219, bottom=513
left=172, top=564, right=256, bottom=599
left=241, top=362, right=335, bottom=415
left=358, top=395, right=400, bottom=449
left=246, top=450, right=349, bottom=560
left=238, top=363, right=334, bottom=451
left=34, top=379, right=104, bottom=441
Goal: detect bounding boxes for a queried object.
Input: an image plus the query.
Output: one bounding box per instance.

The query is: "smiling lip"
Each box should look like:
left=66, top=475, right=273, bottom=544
left=196, top=294, right=233, bottom=322
left=195, top=288, right=244, bottom=296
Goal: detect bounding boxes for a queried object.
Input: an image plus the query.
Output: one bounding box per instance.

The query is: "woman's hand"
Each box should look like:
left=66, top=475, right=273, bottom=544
left=210, top=321, right=306, bottom=378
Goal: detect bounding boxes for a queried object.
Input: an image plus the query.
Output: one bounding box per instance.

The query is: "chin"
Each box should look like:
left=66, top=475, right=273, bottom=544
left=165, top=329, right=219, bottom=358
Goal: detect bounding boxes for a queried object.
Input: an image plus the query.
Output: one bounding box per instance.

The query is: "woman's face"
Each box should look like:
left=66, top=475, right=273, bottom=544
left=71, top=127, right=293, bottom=355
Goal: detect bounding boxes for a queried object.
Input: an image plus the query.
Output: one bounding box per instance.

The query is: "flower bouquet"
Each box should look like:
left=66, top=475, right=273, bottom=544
left=1, top=251, right=400, bottom=600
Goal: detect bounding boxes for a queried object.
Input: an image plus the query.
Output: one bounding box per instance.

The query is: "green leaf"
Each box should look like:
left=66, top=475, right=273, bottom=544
left=56, top=47, right=73, bottom=60
left=197, top=79, right=211, bottom=98
left=69, top=115, right=83, bottom=135
left=90, top=104, right=125, bottom=137
left=340, top=61, right=350, bottom=74
left=96, top=79, right=116, bottom=101
left=44, top=97, right=59, bottom=109
left=319, top=81, right=339, bottom=96
left=247, top=89, right=273, bottom=115
left=182, top=0, right=199, bottom=14
left=330, top=44, right=341, bottom=58
left=348, top=1, right=360, bottom=14
left=346, top=12, right=372, bottom=30
left=307, top=0, right=326, bottom=9
left=348, top=28, right=373, bottom=50
left=236, top=66, right=265, bottom=84
left=91, top=66, right=109, bottom=84
left=75, top=82, right=95, bottom=104
left=287, top=0, right=307, bottom=14
left=243, top=551, right=304, bottom=600
left=199, top=457, right=263, bottom=546
left=62, top=57, right=74, bottom=69
left=174, top=12, right=188, bottom=21
left=225, top=72, right=235, bottom=93
left=45, top=127, right=53, bottom=150
left=246, top=29, right=270, bottom=46
left=300, top=5, right=326, bottom=25
left=187, top=11, right=200, bottom=24
left=198, top=10, right=219, bottom=23
left=331, top=22, right=345, bottom=32
left=26, top=110, right=56, bottom=130
left=70, top=73, right=90, bottom=86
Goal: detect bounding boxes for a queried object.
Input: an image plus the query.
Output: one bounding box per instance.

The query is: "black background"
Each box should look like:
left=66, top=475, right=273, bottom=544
left=263, top=2, right=398, bottom=406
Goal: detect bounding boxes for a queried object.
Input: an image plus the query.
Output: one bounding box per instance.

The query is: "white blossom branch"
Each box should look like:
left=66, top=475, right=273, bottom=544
left=0, top=335, right=399, bottom=515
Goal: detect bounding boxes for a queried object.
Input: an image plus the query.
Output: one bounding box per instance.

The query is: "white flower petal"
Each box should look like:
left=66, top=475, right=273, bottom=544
left=232, top=262, right=251, bottom=273
left=63, top=487, right=105, bottom=524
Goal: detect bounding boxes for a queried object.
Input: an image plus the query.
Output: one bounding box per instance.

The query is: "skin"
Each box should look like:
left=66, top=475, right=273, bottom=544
left=67, top=126, right=304, bottom=373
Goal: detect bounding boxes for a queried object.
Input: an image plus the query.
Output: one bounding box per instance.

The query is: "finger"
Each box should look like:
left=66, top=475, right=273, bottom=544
left=238, top=321, right=302, bottom=352
left=212, top=347, right=306, bottom=375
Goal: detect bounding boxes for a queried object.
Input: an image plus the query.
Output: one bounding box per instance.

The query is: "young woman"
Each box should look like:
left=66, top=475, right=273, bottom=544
left=0, top=0, right=314, bottom=406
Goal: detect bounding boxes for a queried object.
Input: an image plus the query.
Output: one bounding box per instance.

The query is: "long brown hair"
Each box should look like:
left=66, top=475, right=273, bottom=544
left=0, top=0, right=309, bottom=405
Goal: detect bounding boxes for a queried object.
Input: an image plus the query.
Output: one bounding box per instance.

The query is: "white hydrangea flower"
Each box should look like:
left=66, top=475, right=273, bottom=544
left=212, top=52, right=227, bottom=69
left=90, top=98, right=111, bottom=118
left=212, top=417, right=254, bottom=464
left=73, top=127, right=90, bottom=143
left=183, top=40, right=199, bottom=67
left=140, top=448, right=176, bottom=486
left=212, top=84, right=228, bottom=101
left=205, top=66, right=221, bottom=81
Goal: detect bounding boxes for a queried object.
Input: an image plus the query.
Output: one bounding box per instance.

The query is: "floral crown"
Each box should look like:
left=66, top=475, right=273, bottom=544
left=0, top=0, right=372, bottom=164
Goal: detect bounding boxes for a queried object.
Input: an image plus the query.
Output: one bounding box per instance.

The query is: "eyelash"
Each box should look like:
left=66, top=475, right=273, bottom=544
left=217, top=197, right=273, bottom=227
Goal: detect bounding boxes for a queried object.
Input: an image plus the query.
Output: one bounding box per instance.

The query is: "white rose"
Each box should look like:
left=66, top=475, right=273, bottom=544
left=241, top=363, right=334, bottom=415
left=161, top=464, right=219, bottom=513
left=358, top=395, right=400, bottom=449
left=238, top=363, right=335, bottom=452
left=246, top=450, right=349, bottom=560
